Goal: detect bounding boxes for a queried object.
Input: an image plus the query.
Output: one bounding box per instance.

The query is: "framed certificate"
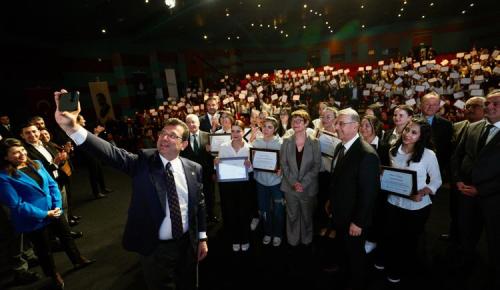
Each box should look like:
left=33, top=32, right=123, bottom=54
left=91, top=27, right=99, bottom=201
left=380, top=166, right=418, bottom=199
left=209, top=133, right=231, bottom=154
left=316, top=130, right=339, bottom=158
left=216, top=157, right=249, bottom=182
left=250, top=148, right=280, bottom=172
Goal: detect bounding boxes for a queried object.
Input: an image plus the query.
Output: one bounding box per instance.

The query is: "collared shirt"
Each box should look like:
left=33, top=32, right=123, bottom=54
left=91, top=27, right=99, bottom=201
left=218, top=140, right=252, bottom=172
left=158, top=156, right=189, bottom=240
left=190, top=130, right=200, bottom=151
left=32, top=141, right=59, bottom=178
left=486, top=120, right=500, bottom=144
left=387, top=146, right=442, bottom=210
left=426, top=115, right=435, bottom=125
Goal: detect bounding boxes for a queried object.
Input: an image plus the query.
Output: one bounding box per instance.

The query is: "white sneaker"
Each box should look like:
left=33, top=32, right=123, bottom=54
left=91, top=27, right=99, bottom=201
left=232, top=244, right=241, bottom=252
left=250, top=218, right=260, bottom=231
left=241, top=243, right=250, bottom=251
left=272, top=237, right=282, bottom=247
left=262, top=236, right=271, bottom=245
left=364, top=241, right=377, bottom=254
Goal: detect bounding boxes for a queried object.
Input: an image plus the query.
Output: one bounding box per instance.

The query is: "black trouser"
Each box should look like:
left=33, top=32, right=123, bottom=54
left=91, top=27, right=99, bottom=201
left=141, top=234, right=196, bottom=290
left=87, top=156, right=106, bottom=197
left=379, top=203, right=431, bottom=279
left=219, top=181, right=251, bottom=244
left=202, top=173, right=215, bottom=218
left=315, top=171, right=331, bottom=230
left=458, top=193, right=500, bottom=289
left=25, top=217, right=81, bottom=277
left=334, top=225, right=367, bottom=290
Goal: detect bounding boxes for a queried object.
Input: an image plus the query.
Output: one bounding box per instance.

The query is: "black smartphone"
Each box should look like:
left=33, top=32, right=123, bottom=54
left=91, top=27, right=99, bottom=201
left=59, top=91, right=80, bottom=111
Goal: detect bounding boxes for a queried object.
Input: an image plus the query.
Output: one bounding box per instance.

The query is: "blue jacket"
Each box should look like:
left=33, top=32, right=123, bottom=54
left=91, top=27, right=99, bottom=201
left=0, top=160, right=62, bottom=233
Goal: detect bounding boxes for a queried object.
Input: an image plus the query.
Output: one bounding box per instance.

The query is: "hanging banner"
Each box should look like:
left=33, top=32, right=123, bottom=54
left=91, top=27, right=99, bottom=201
left=88, top=81, right=115, bottom=124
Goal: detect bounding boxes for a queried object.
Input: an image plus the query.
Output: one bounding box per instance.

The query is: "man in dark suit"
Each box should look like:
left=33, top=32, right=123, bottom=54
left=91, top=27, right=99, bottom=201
left=54, top=90, right=208, bottom=290
left=420, top=92, right=453, bottom=178
left=452, top=89, right=500, bottom=290
left=327, top=108, right=380, bottom=290
left=445, top=96, right=486, bottom=242
left=199, top=97, right=219, bottom=133
left=0, top=114, right=16, bottom=139
left=181, top=114, right=217, bottom=223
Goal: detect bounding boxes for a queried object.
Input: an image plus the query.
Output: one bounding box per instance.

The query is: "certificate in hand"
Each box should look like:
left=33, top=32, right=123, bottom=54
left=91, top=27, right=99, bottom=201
left=380, top=166, right=417, bottom=199
left=250, top=148, right=280, bottom=172
left=209, top=133, right=231, bottom=154
left=316, top=130, right=339, bottom=158
left=216, top=157, right=249, bottom=182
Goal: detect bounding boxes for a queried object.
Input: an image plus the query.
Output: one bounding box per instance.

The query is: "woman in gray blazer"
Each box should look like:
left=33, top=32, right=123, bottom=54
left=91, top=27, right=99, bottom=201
left=280, top=110, right=321, bottom=246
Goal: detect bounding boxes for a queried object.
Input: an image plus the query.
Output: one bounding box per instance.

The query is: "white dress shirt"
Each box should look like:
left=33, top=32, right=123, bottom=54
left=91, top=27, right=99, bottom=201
left=158, top=156, right=190, bottom=240
left=32, top=141, right=58, bottom=178
left=190, top=131, right=200, bottom=151
left=486, top=120, right=500, bottom=144
left=387, top=146, right=442, bottom=210
left=332, top=134, right=359, bottom=170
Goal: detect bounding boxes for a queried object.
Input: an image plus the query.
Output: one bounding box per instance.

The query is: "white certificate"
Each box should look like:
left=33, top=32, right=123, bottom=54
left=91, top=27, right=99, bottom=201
left=316, top=130, right=339, bottom=158
left=217, top=157, right=248, bottom=182
left=209, top=134, right=231, bottom=154
left=250, top=149, right=279, bottom=172
left=380, top=166, right=417, bottom=198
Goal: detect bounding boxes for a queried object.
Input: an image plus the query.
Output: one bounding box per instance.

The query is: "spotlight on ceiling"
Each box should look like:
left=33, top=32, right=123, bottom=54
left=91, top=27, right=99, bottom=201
left=303, top=4, right=307, bottom=8
left=101, top=28, right=107, bottom=34
left=165, top=0, right=175, bottom=8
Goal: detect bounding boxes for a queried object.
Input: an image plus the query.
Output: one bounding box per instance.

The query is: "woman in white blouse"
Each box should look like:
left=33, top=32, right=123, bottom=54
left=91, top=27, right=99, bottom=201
left=376, top=117, right=442, bottom=284
left=214, top=111, right=233, bottom=134
left=215, top=120, right=252, bottom=252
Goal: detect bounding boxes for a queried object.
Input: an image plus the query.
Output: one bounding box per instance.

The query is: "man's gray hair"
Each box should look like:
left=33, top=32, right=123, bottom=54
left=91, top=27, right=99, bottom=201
left=185, top=114, right=200, bottom=124
left=337, top=107, right=360, bottom=123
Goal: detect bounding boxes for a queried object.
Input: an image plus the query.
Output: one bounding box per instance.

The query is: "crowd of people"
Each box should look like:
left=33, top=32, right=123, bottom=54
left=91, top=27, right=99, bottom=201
left=0, top=45, right=499, bottom=290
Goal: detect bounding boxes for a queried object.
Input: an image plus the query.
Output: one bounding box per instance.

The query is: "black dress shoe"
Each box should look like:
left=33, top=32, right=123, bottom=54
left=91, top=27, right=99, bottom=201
left=73, top=258, right=96, bottom=270
left=103, top=188, right=113, bottom=194
left=71, top=215, right=82, bottom=221
left=209, top=216, right=219, bottom=223
left=27, top=257, right=39, bottom=268
left=94, top=192, right=108, bottom=199
left=440, top=233, right=450, bottom=241
left=70, top=231, right=83, bottom=239
left=69, top=218, right=80, bottom=227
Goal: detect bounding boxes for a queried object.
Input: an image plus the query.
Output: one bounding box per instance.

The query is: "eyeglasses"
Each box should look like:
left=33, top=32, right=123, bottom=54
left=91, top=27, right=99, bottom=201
left=292, top=118, right=305, bottom=124
left=336, top=121, right=357, bottom=127
left=160, top=131, right=183, bottom=141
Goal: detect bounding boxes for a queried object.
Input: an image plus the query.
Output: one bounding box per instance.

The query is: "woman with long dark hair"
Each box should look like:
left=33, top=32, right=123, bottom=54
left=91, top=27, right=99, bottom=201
left=375, top=117, right=442, bottom=284
left=0, top=138, right=94, bottom=290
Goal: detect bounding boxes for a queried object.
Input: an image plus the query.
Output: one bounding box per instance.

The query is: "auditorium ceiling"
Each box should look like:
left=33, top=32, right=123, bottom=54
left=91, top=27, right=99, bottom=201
left=3, top=0, right=499, bottom=45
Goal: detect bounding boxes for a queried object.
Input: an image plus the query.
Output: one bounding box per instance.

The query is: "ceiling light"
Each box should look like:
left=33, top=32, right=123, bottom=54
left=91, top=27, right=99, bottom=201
left=257, top=3, right=261, bottom=7
left=227, top=36, right=231, bottom=40
left=361, top=5, right=364, bottom=8
left=401, top=7, right=404, bottom=11
left=251, top=23, right=254, bottom=27
left=421, top=15, right=426, bottom=18
left=303, top=4, right=307, bottom=8
left=330, top=30, right=333, bottom=33
left=430, top=2, right=434, bottom=6
left=145, top=0, right=149, bottom=3
left=226, top=13, right=230, bottom=16
left=274, top=26, right=278, bottom=29
left=101, top=28, right=107, bottom=34
left=361, top=24, right=365, bottom=28
left=462, top=10, right=466, bottom=14
left=470, top=3, right=474, bottom=7
left=403, top=0, right=407, bottom=4
left=203, top=35, right=207, bottom=39
left=280, top=30, right=284, bottom=34
left=164, top=0, right=175, bottom=8
left=236, top=36, right=240, bottom=39
left=285, top=34, right=289, bottom=37
left=259, top=23, right=263, bottom=27
left=319, top=13, right=322, bottom=16
left=398, top=13, right=401, bottom=17
left=325, top=21, right=329, bottom=25
left=328, top=26, right=331, bottom=29
left=314, top=11, right=318, bottom=15
left=303, top=25, right=307, bottom=29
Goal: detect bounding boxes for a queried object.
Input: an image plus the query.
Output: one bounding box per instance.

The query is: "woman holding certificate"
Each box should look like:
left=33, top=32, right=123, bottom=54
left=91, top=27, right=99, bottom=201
left=280, top=110, right=321, bottom=248
left=251, top=117, right=284, bottom=247
left=376, top=117, right=442, bottom=284
left=379, top=105, right=414, bottom=166
left=216, top=120, right=253, bottom=252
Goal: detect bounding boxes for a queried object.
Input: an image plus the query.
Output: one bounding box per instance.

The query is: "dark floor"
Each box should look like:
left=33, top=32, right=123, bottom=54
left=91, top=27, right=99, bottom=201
left=0, top=163, right=491, bottom=290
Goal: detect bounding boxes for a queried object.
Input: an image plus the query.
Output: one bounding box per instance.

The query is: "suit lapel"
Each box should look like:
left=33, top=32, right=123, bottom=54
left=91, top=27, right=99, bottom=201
left=298, top=137, right=312, bottom=178
left=17, top=167, right=45, bottom=195
left=479, top=127, right=500, bottom=155
left=181, top=158, right=197, bottom=211
left=289, top=136, right=298, bottom=177
left=335, top=138, right=361, bottom=172
left=148, top=152, right=167, bottom=213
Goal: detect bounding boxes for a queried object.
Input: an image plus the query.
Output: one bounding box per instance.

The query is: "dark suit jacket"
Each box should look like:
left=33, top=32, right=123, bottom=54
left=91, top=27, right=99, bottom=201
left=180, top=131, right=214, bottom=177
left=452, top=120, right=470, bottom=149
left=24, top=142, right=59, bottom=180
left=452, top=120, right=500, bottom=198
left=199, top=114, right=212, bottom=133
left=80, top=132, right=206, bottom=256
left=430, top=115, right=453, bottom=176
left=0, top=124, right=16, bottom=139
left=328, top=137, right=380, bottom=229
